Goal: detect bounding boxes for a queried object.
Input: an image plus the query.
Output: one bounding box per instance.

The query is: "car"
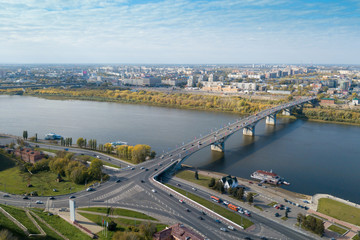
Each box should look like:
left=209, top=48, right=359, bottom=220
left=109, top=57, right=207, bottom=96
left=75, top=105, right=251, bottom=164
left=185, top=208, right=190, bottom=212
left=158, top=163, right=162, bottom=166
left=201, top=211, right=206, bottom=215
left=169, top=193, right=172, bottom=197
left=170, top=159, right=174, bottom=162
left=248, top=181, right=253, bottom=184
left=3, top=194, right=10, bottom=197
left=154, top=168, right=158, bottom=171
left=215, top=219, right=221, bottom=223
left=227, top=225, right=234, bottom=230
left=80, top=153, right=84, bottom=155
left=176, top=183, right=181, bottom=186
left=141, top=180, right=145, bottom=183
left=53, top=189, right=58, bottom=192
left=179, top=199, right=184, bottom=203
left=93, top=154, right=96, bottom=156
left=243, top=237, right=252, bottom=240
left=108, top=158, right=111, bottom=160
left=222, top=201, right=229, bottom=205
left=169, top=154, right=172, bottom=157
left=131, top=167, right=135, bottom=170
left=23, top=196, right=29, bottom=200
left=275, top=205, right=280, bottom=209
left=304, top=206, right=309, bottom=210
left=220, top=227, right=228, bottom=232
left=151, top=189, right=156, bottom=193
left=49, top=196, right=55, bottom=200
left=96, top=155, right=100, bottom=159
left=260, top=237, right=268, bottom=240
left=160, top=155, right=164, bottom=159
left=145, top=168, right=148, bottom=171
left=86, top=187, right=94, bottom=192
left=69, top=196, right=76, bottom=199
left=198, top=216, right=204, bottom=220
left=262, top=185, right=267, bottom=188
left=182, top=148, right=186, bottom=150
left=116, top=179, right=121, bottom=183
left=36, top=200, right=43, bottom=204
left=192, top=187, right=197, bottom=191
left=140, top=167, right=144, bottom=169
left=275, top=213, right=280, bottom=217
left=257, top=183, right=262, bottom=186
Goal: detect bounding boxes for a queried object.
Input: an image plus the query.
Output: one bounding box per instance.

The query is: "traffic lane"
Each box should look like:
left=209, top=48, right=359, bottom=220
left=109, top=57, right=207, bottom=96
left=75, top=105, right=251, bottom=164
left=166, top=178, right=314, bottom=240
left=146, top=183, right=242, bottom=240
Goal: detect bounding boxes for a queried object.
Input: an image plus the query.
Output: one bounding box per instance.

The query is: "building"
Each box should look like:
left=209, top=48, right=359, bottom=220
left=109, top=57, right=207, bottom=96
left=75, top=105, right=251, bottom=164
left=122, top=77, right=161, bottom=86
left=153, top=223, right=204, bottom=240
left=220, top=175, right=238, bottom=189
left=320, top=98, right=335, bottom=105
left=187, top=76, right=194, bottom=87
left=231, top=82, right=257, bottom=91
left=14, top=148, right=44, bottom=164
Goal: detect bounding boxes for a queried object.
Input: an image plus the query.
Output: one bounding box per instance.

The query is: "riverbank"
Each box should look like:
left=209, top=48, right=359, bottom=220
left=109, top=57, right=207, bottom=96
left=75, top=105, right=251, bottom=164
left=180, top=164, right=311, bottom=201
left=2, top=88, right=360, bottom=126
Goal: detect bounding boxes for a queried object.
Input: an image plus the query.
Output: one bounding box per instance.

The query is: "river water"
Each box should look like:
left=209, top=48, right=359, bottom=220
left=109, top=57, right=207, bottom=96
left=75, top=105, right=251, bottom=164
left=1, top=95, right=359, bottom=203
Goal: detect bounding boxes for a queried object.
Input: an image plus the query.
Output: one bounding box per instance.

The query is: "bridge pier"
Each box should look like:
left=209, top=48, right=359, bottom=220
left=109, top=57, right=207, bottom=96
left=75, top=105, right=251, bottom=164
left=282, top=108, right=291, bottom=116
left=211, top=139, right=225, bottom=152
left=243, top=125, right=255, bottom=136
left=265, top=114, right=277, bottom=125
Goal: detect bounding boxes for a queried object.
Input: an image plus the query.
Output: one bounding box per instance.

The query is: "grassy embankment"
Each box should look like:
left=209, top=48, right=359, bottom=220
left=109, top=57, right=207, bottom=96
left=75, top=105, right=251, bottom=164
left=0, top=205, right=40, bottom=234
left=0, top=152, right=86, bottom=196
left=78, top=212, right=166, bottom=240
left=327, top=224, right=348, bottom=235
left=165, top=184, right=253, bottom=229
left=317, top=198, right=360, bottom=226
left=78, top=207, right=157, bottom=220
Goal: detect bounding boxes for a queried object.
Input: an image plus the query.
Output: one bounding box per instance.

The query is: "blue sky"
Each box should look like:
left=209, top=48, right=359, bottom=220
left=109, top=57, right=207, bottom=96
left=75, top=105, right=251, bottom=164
left=0, top=0, right=359, bottom=64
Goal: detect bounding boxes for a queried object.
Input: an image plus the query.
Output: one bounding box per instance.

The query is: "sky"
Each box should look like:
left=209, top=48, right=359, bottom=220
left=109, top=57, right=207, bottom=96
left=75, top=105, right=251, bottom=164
left=0, top=0, right=359, bottom=64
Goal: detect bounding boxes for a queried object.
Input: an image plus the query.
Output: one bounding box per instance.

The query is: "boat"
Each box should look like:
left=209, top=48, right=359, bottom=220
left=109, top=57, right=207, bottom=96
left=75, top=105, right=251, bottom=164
left=250, top=170, right=290, bottom=185
left=111, top=141, right=128, bottom=146
left=44, top=133, right=62, bottom=140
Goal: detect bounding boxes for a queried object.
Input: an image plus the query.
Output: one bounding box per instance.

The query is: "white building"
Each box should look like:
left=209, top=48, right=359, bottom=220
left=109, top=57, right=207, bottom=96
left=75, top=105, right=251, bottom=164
left=220, top=175, right=238, bottom=189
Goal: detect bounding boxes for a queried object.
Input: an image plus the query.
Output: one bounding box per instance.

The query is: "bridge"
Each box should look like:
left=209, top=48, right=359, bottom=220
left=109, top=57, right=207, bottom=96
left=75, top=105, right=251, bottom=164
left=161, top=96, right=317, bottom=167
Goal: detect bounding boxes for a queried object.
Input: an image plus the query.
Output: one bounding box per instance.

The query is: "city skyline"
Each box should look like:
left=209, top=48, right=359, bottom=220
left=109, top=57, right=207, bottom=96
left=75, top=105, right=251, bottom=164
left=1, top=0, right=359, bottom=64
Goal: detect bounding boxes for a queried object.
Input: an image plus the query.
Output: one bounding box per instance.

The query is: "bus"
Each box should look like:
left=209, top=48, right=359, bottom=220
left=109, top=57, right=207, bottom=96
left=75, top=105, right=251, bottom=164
left=227, top=204, right=239, bottom=212
left=210, top=196, right=221, bottom=203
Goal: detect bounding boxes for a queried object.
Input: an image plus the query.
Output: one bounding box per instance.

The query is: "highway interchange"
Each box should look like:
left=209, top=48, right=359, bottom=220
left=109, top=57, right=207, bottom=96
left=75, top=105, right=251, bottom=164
left=0, top=97, right=318, bottom=240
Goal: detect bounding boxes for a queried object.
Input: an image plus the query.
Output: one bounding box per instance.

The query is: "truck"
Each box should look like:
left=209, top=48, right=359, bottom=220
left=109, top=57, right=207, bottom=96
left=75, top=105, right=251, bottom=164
left=227, top=203, right=239, bottom=212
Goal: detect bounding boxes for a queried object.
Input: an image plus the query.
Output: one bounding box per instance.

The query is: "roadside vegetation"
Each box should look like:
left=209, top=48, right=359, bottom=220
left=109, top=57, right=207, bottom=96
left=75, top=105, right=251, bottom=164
left=327, top=224, right=348, bottom=235
left=165, top=184, right=253, bottom=229
left=78, top=212, right=165, bottom=240
left=78, top=207, right=157, bottom=220
left=0, top=205, right=40, bottom=234
left=317, top=198, right=360, bottom=226
left=297, top=213, right=325, bottom=236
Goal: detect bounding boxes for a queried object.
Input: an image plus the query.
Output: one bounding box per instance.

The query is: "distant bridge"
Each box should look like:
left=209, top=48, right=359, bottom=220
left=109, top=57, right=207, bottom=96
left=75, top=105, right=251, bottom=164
left=161, top=96, right=317, bottom=167
left=0, top=83, right=84, bottom=89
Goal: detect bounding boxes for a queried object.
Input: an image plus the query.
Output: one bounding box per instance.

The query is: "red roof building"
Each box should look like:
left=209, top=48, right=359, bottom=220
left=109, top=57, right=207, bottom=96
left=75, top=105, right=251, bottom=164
left=153, top=223, right=204, bottom=240
left=14, top=148, right=44, bottom=164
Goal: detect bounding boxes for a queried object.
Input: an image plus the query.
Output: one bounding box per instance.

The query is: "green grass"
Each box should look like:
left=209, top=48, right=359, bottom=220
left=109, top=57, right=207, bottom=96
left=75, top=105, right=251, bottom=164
left=37, top=148, right=59, bottom=154
left=353, top=234, right=360, bottom=240
left=317, top=198, right=360, bottom=226
left=0, top=153, right=16, bottom=171
left=165, top=184, right=253, bottom=229
left=79, top=212, right=166, bottom=240
left=267, top=202, right=278, bottom=207
left=175, top=170, right=213, bottom=188
left=0, top=167, right=87, bottom=196
left=0, top=205, right=40, bottom=234
left=0, top=209, right=28, bottom=238
left=78, top=207, right=157, bottom=220
left=328, top=224, right=348, bottom=235
left=254, top=205, right=263, bottom=211
left=31, top=213, right=64, bottom=240
left=33, top=209, right=91, bottom=240
left=281, top=216, right=288, bottom=221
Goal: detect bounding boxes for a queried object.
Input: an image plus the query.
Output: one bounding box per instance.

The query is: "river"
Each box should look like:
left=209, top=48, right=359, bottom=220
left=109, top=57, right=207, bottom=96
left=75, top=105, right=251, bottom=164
left=1, top=95, right=359, bottom=203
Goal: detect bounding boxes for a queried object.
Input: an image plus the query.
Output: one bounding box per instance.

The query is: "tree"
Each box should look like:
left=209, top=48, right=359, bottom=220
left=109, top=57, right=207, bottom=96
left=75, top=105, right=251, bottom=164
left=139, top=222, right=156, bottom=240
left=35, top=133, right=37, bottom=142
left=246, top=192, right=254, bottom=204
left=76, top=138, right=85, bottom=148
left=23, top=130, right=28, bottom=140
left=107, top=220, right=117, bottom=231
left=194, top=171, right=199, bottom=180
left=209, top=178, right=215, bottom=188
left=104, top=143, right=114, bottom=154
left=88, top=158, right=103, bottom=180
left=236, top=187, right=244, bottom=200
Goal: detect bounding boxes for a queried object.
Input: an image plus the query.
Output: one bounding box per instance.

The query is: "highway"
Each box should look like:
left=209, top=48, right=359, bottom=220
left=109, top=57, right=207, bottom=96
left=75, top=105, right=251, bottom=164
left=0, top=97, right=318, bottom=239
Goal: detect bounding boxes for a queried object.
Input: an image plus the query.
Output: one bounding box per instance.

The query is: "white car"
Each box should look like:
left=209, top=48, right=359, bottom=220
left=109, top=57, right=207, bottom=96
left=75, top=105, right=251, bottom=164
left=227, top=225, right=234, bottom=230
left=86, top=187, right=94, bottom=192
left=192, top=187, right=197, bottom=191
left=36, top=200, right=43, bottom=204
left=220, top=227, right=228, bottom=232
left=152, top=189, right=156, bottom=193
